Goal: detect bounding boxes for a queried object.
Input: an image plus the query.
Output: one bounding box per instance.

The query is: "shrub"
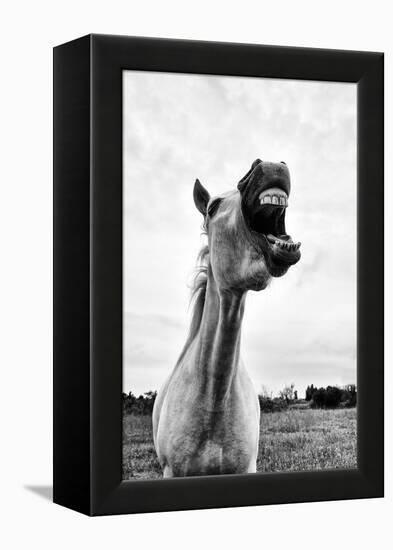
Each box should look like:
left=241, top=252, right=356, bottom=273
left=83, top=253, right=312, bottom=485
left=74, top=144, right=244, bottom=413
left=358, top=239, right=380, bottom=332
left=258, top=396, right=289, bottom=413
left=258, top=396, right=274, bottom=412
left=310, top=385, right=356, bottom=409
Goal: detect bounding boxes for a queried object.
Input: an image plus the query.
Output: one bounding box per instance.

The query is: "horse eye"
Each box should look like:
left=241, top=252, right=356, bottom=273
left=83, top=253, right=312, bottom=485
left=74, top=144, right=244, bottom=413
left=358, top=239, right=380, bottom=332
left=207, top=198, right=222, bottom=218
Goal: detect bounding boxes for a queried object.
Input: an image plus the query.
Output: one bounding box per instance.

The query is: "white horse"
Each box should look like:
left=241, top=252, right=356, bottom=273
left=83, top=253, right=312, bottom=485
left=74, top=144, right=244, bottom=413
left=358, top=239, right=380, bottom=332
left=153, top=159, right=301, bottom=477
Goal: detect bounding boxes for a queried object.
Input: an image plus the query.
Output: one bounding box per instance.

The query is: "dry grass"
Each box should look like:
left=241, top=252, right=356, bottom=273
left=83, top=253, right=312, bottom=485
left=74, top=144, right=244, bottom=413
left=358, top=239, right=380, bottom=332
left=257, top=407, right=357, bottom=472
left=122, top=407, right=357, bottom=480
left=122, top=414, right=162, bottom=480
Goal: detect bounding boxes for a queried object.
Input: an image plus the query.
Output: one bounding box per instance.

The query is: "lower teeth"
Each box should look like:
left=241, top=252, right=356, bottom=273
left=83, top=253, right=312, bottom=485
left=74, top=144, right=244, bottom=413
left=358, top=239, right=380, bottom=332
left=266, top=233, right=300, bottom=251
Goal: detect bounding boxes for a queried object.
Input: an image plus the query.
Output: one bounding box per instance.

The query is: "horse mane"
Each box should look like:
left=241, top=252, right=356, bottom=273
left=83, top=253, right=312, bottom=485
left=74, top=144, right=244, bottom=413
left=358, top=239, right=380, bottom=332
left=189, top=244, right=209, bottom=334
left=176, top=243, right=210, bottom=365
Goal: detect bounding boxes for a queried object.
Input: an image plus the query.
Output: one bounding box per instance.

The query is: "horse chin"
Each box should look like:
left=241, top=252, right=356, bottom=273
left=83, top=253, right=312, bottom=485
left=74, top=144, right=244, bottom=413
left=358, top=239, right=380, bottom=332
left=267, top=262, right=290, bottom=278
left=266, top=244, right=301, bottom=277
left=249, top=277, right=270, bottom=291
left=265, top=246, right=301, bottom=278
left=245, top=231, right=300, bottom=280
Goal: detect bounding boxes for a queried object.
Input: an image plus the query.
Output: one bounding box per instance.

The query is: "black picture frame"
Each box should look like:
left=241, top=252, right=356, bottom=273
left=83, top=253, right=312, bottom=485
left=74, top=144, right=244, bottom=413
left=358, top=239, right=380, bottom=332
left=53, top=34, right=384, bottom=516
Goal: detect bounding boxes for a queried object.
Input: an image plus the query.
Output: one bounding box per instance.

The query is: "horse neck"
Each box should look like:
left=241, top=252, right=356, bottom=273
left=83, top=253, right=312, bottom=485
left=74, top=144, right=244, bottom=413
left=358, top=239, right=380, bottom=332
left=194, top=268, right=246, bottom=408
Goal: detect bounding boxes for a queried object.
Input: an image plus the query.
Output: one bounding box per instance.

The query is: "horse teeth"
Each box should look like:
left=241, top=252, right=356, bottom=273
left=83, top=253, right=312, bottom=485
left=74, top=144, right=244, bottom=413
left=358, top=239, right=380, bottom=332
left=271, top=238, right=300, bottom=251
left=259, top=189, right=288, bottom=206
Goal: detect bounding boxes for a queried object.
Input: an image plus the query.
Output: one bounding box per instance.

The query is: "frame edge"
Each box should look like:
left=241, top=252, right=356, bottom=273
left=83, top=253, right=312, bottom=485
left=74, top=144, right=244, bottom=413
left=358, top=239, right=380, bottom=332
left=53, top=34, right=92, bottom=516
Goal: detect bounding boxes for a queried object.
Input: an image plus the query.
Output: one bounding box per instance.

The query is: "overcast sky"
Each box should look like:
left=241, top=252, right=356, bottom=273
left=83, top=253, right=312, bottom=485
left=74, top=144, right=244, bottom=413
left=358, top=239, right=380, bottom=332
left=123, top=70, right=357, bottom=398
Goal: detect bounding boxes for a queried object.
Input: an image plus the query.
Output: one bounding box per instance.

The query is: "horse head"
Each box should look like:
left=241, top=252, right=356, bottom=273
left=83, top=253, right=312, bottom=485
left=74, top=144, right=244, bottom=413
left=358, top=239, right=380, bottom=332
left=193, top=159, right=301, bottom=292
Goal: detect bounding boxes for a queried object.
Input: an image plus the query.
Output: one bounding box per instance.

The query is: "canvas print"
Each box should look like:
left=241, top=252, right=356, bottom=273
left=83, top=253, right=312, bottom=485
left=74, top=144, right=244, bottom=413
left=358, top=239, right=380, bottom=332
left=122, top=71, right=357, bottom=479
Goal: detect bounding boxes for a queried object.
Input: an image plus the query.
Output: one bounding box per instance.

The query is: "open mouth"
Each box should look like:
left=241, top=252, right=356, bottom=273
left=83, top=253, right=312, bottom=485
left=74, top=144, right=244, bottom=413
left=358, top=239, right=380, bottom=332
left=238, top=159, right=301, bottom=276
left=243, top=187, right=301, bottom=276
left=249, top=187, right=301, bottom=256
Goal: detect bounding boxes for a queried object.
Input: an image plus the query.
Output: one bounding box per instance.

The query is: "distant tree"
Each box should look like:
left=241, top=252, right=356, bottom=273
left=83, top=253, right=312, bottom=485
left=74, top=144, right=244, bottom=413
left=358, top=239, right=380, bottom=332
left=324, top=386, right=342, bottom=407
left=294, top=390, right=298, bottom=400
left=341, top=384, right=357, bottom=407
left=305, top=384, right=315, bottom=401
left=279, top=383, right=295, bottom=403
left=143, top=390, right=157, bottom=414
left=260, top=385, right=273, bottom=399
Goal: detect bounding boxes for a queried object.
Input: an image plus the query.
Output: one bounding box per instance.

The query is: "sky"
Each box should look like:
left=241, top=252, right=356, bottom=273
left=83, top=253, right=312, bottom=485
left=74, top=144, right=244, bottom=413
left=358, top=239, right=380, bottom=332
left=123, top=70, right=357, bottom=399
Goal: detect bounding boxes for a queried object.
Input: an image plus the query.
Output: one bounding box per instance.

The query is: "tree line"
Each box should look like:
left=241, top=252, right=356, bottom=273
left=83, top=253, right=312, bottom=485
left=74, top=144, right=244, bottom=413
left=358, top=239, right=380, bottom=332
left=122, top=383, right=357, bottom=416
left=258, top=383, right=356, bottom=412
left=122, top=391, right=157, bottom=415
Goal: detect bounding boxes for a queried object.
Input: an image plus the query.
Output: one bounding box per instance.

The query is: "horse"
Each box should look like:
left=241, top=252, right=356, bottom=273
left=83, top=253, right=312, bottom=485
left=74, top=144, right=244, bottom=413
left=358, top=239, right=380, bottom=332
left=152, top=159, right=301, bottom=477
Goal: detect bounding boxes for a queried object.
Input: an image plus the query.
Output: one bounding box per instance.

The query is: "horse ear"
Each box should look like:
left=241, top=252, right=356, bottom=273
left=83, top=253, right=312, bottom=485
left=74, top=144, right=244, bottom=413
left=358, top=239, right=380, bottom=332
left=193, top=179, right=210, bottom=216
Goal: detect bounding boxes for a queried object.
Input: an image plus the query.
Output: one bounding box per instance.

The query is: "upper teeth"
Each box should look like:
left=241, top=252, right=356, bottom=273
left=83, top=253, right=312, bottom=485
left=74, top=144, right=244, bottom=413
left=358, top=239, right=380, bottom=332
left=259, top=190, right=288, bottom=207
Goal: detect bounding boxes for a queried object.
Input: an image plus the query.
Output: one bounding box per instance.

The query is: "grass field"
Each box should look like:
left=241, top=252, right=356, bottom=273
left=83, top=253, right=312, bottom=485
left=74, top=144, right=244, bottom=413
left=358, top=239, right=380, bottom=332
left=122, top=407, right=357, bottom=480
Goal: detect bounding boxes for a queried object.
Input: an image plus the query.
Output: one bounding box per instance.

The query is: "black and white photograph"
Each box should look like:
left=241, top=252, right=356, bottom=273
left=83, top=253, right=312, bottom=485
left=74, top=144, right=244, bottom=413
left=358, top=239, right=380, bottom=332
left=2, top=0, right=388, bottom=544
left=122, top=71, right=357, bottom=480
